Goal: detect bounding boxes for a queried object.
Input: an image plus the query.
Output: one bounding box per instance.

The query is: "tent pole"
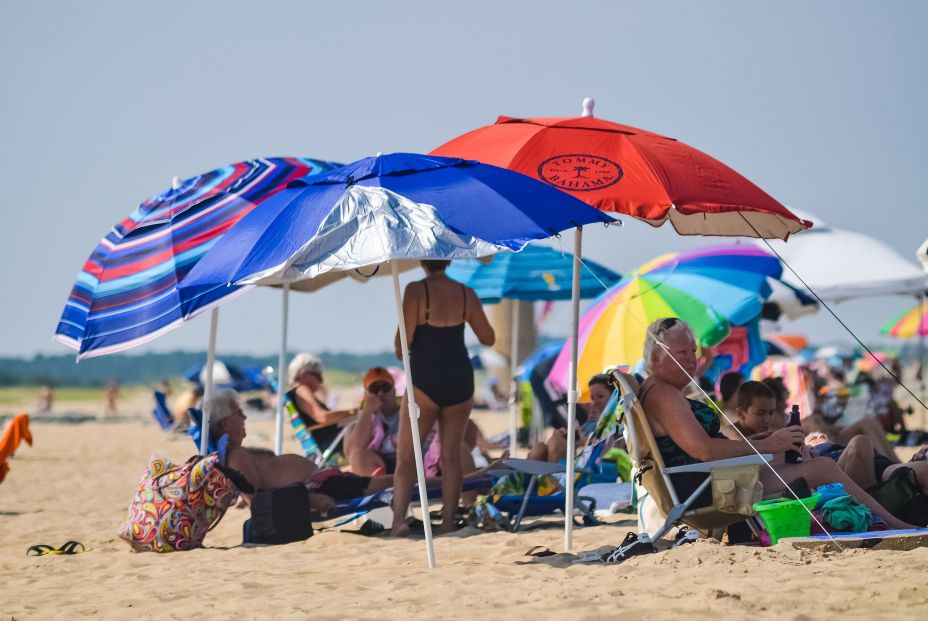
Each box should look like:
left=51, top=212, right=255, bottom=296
left=564, top=226, right=583, bottom=551
left=200, top=308, right=219, bottom=455
left=509, top=301, right=520, bottom=456
left=392, top=261, right=436, bottom=568
left=275, top=283, right=290, bottom=455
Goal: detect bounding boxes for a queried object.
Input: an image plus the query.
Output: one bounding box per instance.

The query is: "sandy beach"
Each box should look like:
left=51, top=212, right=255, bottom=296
left=2, top=399, right=927, bottom=621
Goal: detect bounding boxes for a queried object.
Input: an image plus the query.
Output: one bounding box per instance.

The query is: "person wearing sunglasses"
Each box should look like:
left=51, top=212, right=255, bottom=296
left=344, top=367, right=403, bottom=476
left=287, top=353, right=359, bottom=455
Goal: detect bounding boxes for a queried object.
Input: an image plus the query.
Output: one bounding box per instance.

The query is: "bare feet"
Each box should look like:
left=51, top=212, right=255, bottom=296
left=390, top=521, right=411, bottom=537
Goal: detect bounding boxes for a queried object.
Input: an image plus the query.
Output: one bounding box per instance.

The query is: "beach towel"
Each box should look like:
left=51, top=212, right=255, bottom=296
left=117, top=453, right=237, bottom=552
left=0, top=414, right=32, bottom=485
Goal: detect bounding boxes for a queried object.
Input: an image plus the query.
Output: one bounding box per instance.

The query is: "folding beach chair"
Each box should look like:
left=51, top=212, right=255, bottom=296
left=610, top=370, right=771, bottom=542
left=151, top=390, right=174, bottom=431
left=488, top=441, right=610, bottom=532
left=283, top=394, right=357, bottom=467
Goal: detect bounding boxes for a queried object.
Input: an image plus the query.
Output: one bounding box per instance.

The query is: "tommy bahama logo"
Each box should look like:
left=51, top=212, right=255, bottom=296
left=537, top=154, right=623, bottom=192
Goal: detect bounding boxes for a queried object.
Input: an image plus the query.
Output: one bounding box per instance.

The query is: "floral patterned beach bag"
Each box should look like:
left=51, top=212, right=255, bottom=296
left=117, top=453, right=237, bottom=552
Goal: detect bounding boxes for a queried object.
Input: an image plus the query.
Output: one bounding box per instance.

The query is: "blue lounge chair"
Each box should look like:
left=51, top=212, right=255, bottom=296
left=489, top=441, right=609, bottom=532
left=151, top=391, right=174, bottom=431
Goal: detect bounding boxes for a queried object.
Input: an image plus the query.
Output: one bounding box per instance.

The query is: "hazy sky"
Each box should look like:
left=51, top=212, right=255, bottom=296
left=2, top=1, right=926, bottom=359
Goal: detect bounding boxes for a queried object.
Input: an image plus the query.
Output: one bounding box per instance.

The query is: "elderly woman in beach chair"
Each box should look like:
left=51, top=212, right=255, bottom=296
left=630, top=317, right=916, bottom=533
left=287, top=354, right=360, bottom=463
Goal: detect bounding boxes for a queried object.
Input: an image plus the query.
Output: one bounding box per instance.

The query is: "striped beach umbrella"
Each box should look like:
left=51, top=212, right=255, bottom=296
left=881, top=302, right=928, bottom=338
left=55, top=156, right=340, bottom=359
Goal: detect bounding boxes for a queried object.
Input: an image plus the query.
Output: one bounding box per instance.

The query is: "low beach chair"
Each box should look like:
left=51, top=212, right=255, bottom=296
left=284, top=394, right=357, bottom=467
left=488, top=441, right=609, bottom=532
left=151, top=390, right=174, bottom=431
left=610, top=370, right=771, bottom=542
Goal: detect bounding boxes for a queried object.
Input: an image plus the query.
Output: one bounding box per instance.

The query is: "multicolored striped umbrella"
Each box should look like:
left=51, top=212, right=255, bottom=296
left=55, top=156, right=340, bottom=359
left=548, top=245, right=784, bottom=397
left=881, top=301, right=928, bottom=337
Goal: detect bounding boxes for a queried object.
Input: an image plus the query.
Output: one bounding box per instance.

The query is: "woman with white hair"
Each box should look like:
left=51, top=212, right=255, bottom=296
left=638, top=317, right=915, bottom=529
left=287, top=353, right=358, bottom=453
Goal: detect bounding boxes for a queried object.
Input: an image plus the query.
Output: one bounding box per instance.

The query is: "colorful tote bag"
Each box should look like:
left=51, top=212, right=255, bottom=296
left=117, top=453, right=237, bottom=552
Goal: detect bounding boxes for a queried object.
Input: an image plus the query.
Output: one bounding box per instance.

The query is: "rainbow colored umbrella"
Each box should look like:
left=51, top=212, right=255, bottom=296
left=548, top=245, right=783, bottom=397
left=881, top=301, right=928, bottom=337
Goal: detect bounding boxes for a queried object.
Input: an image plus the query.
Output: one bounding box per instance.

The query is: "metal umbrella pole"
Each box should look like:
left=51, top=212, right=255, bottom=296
left=274, top=282, right=290, bottom=455
left=391, top=261, right=437, bottom=568
left=200, top=308, right=219, bottom=455
left=509, top=301, right=520, bottom=455
left=564, top=226, right=583, bottom=551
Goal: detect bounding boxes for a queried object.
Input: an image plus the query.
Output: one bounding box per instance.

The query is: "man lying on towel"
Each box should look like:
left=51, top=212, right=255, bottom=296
left=207, top=389, right=502, bottom=516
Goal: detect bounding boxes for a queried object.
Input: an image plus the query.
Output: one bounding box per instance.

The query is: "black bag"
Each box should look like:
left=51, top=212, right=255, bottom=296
left=243, top=484, right=314, bottom=545
left=868, top=466, right=928, bottom=527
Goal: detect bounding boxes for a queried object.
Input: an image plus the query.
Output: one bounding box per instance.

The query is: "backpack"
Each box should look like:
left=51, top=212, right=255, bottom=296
left=243, top=484, right=314, bottom=545
left=868, top=466, right=928, bottom=527
left=117, top=453, right=238, bottom=552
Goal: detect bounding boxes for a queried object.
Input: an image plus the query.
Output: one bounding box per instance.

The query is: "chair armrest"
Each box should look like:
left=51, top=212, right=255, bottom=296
left=305, top=413, right=359, bottom=432
left=502, top=459, right=569, bottom=477
left=663, top=454, right=772, bottom=475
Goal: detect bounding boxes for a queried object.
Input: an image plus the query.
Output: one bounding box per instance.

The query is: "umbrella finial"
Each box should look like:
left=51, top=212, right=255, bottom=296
left=581, top=97, right=595, bottom=117
left=171, top=176, right=181, bottom=190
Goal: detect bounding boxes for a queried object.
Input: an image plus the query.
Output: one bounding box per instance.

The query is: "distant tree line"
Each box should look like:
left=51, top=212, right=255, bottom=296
left=0, top=350, right=397, bottom=387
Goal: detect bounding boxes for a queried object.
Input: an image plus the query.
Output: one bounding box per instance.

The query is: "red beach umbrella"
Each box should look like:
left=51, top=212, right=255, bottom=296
left=432, top=98, right=809, bottom=239
left=432, top=98, right=810, bottom=551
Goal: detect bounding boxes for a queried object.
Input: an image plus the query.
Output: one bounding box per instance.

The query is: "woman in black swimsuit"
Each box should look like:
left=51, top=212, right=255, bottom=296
left=391, top=260, right=495, bottom=536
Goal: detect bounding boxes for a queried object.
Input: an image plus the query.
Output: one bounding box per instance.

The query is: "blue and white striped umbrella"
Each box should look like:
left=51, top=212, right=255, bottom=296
left=54, top=157, right=340, bottom=359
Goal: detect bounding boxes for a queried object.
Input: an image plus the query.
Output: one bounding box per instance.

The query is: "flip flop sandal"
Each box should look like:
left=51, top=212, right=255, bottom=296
left=599, top=532, right=656, bottom=564
left=524, top=545, right=557, bottom=558
left=27, top=541, right=88, bottom=556
left=672, top=527, right=700, bottom=548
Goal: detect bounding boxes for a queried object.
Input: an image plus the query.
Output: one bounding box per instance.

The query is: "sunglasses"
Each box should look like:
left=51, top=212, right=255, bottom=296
left=367, top=382, right=394, bottom=395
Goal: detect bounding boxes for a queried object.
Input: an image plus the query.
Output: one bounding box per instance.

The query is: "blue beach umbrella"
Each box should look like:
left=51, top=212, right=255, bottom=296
left=447, top=245, right=621, bottom=452
left=446, top=245, right=621, bottom=303
left=179, top=152, right=614, bottom=568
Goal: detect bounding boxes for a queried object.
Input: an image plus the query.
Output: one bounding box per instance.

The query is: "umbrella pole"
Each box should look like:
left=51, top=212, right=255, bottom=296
left=275, top=283, right=290, bottom=455
left=564, top=226, right=583, bottom=552
left=200, top=308, right=219, bottom=455
left=920, top=292, right=926, bottom=430
left=391, top=260, right=437, bottom=569
left=509, top=302, right=520, bottom=456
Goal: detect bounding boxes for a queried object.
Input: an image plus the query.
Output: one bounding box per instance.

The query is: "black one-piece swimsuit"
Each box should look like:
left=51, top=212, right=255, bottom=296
left=409, top=281, right=474, bottom=407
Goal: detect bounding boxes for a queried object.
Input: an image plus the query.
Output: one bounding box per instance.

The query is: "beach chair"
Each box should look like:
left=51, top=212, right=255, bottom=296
left=283, top=395, right=356, bottom=467
left=488, top=440, right=610, bottom=532
left=151, top=390, right=174, bottom=431
left=610, top=370, right=771, bottom=542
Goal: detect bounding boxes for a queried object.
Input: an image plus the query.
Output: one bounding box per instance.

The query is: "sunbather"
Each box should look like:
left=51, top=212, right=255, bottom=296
left=209, top=389, right=501, bottom=518
left=726, top=380, right=928, bottom=511
left=638, top=317, right=915, bottom=530
left=344, top=367, right=403, bottom=475
left=802, top=367, right=900, bottom=464
left=526, top=373, right=613, bottom=463
left=287, top=354, right=358, bottom=454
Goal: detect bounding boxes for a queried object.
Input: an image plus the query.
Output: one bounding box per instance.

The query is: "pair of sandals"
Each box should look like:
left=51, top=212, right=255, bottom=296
left=27, top=541, right=87, bottom=556
left=596, top=527, right=699, bottom=563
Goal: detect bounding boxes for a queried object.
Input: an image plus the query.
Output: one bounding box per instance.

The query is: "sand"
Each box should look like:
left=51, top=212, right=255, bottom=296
left=2, top=405, right=928, bottom=620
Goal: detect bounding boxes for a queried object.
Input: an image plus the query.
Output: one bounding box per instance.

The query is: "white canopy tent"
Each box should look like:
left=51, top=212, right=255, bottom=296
left=758, top=210, right=928, bottom=303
